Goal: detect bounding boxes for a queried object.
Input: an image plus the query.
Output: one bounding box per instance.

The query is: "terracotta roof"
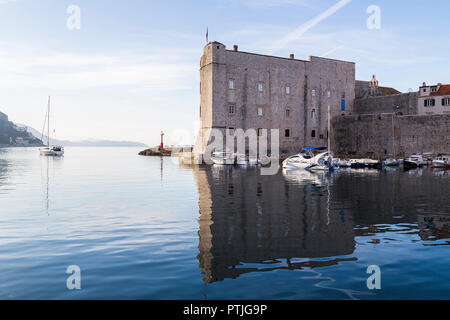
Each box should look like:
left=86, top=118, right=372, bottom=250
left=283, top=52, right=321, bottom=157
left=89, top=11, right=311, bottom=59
left=431, top=84, right=450, bottom=96
left=378, top=86, right=401, bottom=96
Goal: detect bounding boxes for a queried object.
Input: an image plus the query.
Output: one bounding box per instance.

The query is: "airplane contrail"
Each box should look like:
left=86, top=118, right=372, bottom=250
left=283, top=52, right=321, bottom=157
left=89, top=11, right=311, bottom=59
left=268, top=0, right=353, bottom=54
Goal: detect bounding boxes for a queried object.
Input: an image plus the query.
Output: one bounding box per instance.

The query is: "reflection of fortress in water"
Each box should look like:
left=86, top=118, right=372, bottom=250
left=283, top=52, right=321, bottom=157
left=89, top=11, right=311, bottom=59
left=193, top=166, right=450, bottom=283
left=194, top=166, right=356, bottom=283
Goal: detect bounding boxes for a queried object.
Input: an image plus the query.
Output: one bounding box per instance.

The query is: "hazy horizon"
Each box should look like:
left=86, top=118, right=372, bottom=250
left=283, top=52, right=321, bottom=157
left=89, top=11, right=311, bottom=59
left=1, top=0, right=449, bottom=145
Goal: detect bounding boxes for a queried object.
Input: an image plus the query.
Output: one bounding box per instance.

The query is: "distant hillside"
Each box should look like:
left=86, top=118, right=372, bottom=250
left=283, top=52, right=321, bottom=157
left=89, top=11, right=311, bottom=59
left=20, top=125, right=148, bottom=147
left=0, top=111, right=44, bottom=147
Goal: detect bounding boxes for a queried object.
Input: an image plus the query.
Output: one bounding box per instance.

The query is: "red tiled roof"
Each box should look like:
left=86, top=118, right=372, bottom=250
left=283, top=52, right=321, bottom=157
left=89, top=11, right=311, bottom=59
left=431, top=84, right=450, bottom=96
left=378, top=86, right=401, bottom=96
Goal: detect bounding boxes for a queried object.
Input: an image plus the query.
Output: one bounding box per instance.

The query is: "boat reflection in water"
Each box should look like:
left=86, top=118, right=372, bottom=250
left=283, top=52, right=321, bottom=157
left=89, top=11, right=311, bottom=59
left=191, top=163, right=450, bottom=290
left=194, top=165, right=356, bottom=284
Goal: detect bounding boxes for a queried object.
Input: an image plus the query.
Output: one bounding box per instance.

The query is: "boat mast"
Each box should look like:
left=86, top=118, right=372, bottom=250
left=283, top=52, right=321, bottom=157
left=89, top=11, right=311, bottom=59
left=47, top=96, right=50, bottom=148
left=392, top=113, right=396, bottom=158
left=327, top=104, right=331, bottom=153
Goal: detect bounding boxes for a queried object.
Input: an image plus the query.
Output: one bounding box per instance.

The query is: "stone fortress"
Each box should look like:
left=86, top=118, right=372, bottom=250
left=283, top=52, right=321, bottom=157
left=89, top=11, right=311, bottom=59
left=194, top=42, right=449, bottom=160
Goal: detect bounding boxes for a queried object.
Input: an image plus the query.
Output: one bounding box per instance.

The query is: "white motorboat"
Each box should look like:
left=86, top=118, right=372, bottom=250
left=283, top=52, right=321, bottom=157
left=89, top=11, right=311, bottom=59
left=211, top=152, right=235, bottom=165
left=282, top=147, right=334, bottom=171
left=248, top=156, right=258, bottom=166
left=432, top=155, right=450, bottom=168
left=335, top=158, right=352, bottom=167
left=422, top=153, right=434, bottom=166
left=404, top=154, right=426, bottom=168
left=39, top=96, right=64, bottom=157
left=350, top=158, right=381, bottom=168
left=236, top=154, right=248, bottom=166
left=382, top=158, right=401, bottom=167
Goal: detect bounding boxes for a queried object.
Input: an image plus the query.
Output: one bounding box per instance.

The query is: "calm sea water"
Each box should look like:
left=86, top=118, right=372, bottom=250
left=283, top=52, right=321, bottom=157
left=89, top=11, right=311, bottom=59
left=0, top=147, right=449, bottom=300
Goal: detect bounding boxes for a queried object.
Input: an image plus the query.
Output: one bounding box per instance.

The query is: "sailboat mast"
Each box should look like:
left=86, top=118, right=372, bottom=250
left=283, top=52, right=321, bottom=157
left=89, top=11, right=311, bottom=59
left=327, top=104, right=331, bottom=153
left=47, top=96, right=50, bottom=148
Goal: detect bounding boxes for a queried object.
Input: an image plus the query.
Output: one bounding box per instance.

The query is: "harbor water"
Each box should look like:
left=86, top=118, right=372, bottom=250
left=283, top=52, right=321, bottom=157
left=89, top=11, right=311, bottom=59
left=0, top=147, right=449, bottom=299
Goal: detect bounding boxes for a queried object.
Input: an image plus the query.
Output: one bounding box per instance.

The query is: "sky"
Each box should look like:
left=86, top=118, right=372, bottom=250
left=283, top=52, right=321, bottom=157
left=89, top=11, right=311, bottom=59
left=0, top=0, right=449, bottom=146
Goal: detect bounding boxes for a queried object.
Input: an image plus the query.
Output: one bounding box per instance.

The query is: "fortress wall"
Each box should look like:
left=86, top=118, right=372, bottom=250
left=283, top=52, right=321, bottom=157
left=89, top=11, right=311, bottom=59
left=332, top=114, right=450, bottom=159
left=354, top=92, right=418, bottom=116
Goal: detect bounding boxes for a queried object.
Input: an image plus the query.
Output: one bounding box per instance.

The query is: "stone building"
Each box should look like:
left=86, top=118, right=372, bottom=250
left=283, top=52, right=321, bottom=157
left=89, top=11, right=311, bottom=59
left=418, top=82, right=450, bottom=115
left=195, top=42, right=355, bottom=157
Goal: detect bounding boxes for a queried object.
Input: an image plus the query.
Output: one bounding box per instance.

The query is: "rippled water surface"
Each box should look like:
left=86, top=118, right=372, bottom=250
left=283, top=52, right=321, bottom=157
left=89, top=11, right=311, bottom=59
left=0, top=147, right=449, bottom=299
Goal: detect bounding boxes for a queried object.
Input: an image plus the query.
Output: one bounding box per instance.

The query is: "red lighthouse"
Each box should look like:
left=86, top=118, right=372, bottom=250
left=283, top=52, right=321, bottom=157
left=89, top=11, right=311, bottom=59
left=160, top=131, right=164, bottom=150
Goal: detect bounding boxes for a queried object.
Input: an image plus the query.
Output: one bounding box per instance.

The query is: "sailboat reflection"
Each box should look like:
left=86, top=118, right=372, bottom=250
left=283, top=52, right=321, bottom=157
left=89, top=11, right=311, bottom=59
left=194, top=167, right=356, bottom=284
left=40, top=155, right=63, bottom=215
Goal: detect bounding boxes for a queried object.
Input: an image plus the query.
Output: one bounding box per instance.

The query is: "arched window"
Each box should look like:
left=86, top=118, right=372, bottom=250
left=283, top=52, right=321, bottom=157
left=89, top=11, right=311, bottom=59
left=311, top=109, right=316, bottom=120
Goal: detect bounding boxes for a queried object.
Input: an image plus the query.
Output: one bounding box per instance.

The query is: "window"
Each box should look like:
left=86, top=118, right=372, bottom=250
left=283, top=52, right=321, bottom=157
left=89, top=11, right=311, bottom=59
left=311, top=109, right=316, bottom=120
left=286, top=86, right=290, bottom=95
left=258, top=83, right=264, bottom=92
left=424, top=99, right=435, bottom=107
left=285, top=129, right=291, bottom=137
left=341, top=99, right=346, bottom=111
left=431, top=87, right=437, bottom=92
left=228, top=104, right=236, bottom=114
left=285, top=108, right=291, bottom=118
left=341, top=92, right=346, bottom=99
left=327, top=90, right=331, bottom=98
left=443, top=98, right=450, bottom=106
left=229, top=79, right=235, bottom=89
left=311, top=130, right=316, bottom=138
left=257, top=107, right=263, bottom=116
left=257, top=128, right=264, bottom=136
left=312, top=89, right=316, bottom=97
left=228, top=127, right=235, bottom=136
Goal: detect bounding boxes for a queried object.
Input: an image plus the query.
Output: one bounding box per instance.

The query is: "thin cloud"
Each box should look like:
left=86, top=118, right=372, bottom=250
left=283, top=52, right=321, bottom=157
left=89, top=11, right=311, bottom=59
left=231, top=0, right=319, bottom=9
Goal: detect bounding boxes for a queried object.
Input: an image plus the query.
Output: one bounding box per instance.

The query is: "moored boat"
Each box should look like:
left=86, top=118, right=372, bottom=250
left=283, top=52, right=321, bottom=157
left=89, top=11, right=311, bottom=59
left=236, top=153, right=248, bottom=166
left=404, top=154, right=426, bottom=169
left=39, top=96, right=64, bottom=157
left=335, top=158, right=352, bottom=167
left=282, top=147, right=334, bottom=171
left=211, top=152, right=235, bottom=165
left=40, top=146, right=64, bottom=157
left=350, top=158, right=382, bottom=169
left=432, top=155, right=450, bottom=168
left=382, top=158, right=401, bottom=167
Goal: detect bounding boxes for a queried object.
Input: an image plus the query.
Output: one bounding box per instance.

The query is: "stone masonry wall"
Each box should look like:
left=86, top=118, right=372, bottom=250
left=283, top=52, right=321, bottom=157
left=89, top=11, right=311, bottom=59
left=354, top=92, right=418, bottom=116
left=332, top=114, right=450, bottom=159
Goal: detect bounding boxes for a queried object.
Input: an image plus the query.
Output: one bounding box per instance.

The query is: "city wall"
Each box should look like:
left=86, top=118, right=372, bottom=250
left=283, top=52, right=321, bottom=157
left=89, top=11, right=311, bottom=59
left=332, top=114, right=450, bottom=159
left=354, top=92, right=418, bottom=116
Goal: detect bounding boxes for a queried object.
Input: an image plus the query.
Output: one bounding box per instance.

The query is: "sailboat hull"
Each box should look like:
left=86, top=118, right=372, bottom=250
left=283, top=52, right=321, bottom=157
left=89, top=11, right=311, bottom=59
left=40, top=148, right=64, bottom=157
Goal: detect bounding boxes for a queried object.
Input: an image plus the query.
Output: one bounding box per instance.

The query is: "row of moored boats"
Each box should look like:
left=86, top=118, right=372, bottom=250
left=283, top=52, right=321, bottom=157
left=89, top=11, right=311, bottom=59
left=210, top=150, right=450, bottom=171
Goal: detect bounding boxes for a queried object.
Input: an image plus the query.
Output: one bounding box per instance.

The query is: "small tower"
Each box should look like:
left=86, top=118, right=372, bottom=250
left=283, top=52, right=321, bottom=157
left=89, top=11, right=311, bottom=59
left=160, top=131, right=164, bottom=150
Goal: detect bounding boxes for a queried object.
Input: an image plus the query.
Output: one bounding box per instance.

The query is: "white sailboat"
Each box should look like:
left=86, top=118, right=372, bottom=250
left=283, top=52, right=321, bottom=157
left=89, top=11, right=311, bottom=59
left=39, top=96, right=64, bottom=157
